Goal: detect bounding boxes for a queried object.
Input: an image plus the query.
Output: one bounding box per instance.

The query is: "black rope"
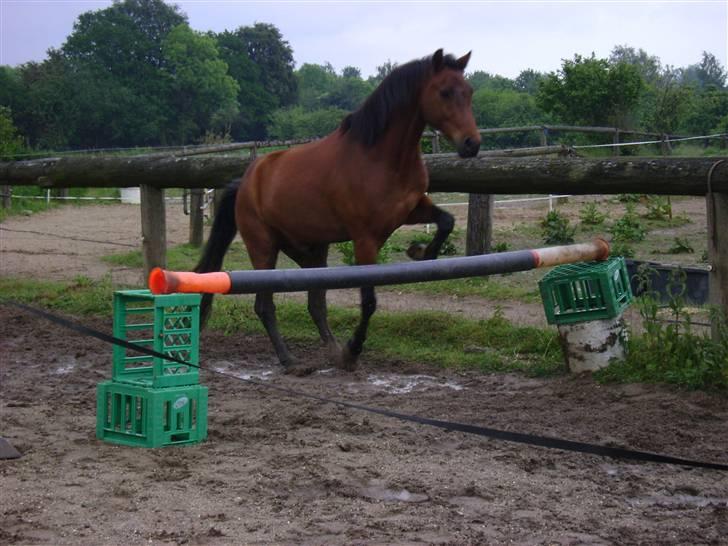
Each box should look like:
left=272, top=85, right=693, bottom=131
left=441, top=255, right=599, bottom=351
left=3, top=300, right=727, bottom=471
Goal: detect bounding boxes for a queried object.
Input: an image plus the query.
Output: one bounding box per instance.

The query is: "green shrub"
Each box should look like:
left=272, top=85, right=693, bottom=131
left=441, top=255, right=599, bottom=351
left=597, top=266, right=728, bottom=390
left=610, top=242, right=635, bottom=258
left=579, top=201, right=606, bottom=226
left=335, top=240, right=392, bottom=265
left=609, top=203, right=646, bottom=242
left=644, top=196, right=672, bottom=221
left=540, top=209, right=575, bottom=245
left=668, top=237, right=695, bottom=254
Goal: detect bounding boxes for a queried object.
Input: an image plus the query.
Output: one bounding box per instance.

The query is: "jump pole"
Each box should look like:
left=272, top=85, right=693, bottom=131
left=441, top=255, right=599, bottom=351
left=149, top=239, right=609, bottom=295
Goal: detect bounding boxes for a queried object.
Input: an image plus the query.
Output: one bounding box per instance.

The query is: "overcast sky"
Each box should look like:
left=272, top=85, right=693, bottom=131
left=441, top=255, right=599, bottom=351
left=1, top=1, right=726, bottom=78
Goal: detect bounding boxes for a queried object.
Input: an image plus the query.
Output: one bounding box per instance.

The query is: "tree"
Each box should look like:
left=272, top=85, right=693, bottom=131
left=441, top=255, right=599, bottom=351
left=536, top=54, right=644, bottom=127
left=368, top=60, right=397, bottom=86
left=297, top=62, right=338, bottom=110
left=62, top=0, right=186, bottom=76
left=681, top=86, right=728, bottom=135
left=342, top=66, right=361, bottom=79
left=57, top=0, right=188, bottom=146
left=0, top=106, right=24, bottom=156
left=514, top=69, right=545, bottom=94
left=609, top=45, right=662, bottom=85
left=639, top=67, right=693, bottom=134
left=681, top=51, right=727, bottom=90
left=163, top=25, right=239, bottom=142
left=233, top=23, right=297, bottom=108
left=267, top=105, right=346, bottom=139
left=467, top=71, right=514, bottom=92
left=13, top=52, right=82, bottom=149
left=214, top=29, right=275, bottom=140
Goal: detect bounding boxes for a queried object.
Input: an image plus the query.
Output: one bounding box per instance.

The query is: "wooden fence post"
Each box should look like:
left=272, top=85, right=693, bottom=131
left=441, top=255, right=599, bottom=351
left=431, top=132, right=441, bottom=153
left=612, top=129, right=620, bottom=157
left=1, top=185, right=10, bottom=209
left=465, top=193, right=494, bottom=256
left=189, top=188, right=204, bottom=247
left=706, top=187, right=728, bottom=340
left=140, top=184, right=166, bottom=280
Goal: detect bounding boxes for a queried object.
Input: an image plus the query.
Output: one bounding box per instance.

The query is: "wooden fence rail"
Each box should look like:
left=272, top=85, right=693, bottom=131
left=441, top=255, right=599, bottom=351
left=1, top=154, right=726, bottom=329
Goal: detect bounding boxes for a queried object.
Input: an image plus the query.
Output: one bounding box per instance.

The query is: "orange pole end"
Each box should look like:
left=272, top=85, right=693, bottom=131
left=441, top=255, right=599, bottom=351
left=148, top=268, right=231, bottom=294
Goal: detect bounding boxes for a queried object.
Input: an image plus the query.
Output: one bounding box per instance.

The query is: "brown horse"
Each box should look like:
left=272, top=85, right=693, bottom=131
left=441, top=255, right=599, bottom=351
left=195, top=49, right=480, bottom=371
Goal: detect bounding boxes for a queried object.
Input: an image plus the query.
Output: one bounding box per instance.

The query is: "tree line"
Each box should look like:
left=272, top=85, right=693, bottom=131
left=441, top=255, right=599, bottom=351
left=1, top=0, right=726, bottom=157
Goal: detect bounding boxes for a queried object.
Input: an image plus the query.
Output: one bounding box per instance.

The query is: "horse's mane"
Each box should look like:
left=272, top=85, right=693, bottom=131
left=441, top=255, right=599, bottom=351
left=340, top=53, right=463, bottom=147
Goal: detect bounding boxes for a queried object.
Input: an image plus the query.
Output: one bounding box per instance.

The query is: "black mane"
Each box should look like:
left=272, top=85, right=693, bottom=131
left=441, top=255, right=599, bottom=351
left=340, top=53, right=463, bottom=147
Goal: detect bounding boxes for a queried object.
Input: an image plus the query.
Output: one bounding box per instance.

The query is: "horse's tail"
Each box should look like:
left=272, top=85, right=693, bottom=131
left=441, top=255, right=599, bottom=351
left=194, top=178, right=240, bottom=325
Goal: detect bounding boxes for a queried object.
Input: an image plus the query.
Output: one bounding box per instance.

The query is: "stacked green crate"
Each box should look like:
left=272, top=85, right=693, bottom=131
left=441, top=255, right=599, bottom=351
left=539, top=257, right=633, bottom=325
left=97, top=290, right=208, bottom=448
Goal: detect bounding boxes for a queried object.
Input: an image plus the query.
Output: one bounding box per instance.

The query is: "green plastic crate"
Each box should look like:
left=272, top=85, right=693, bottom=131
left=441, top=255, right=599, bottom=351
left=96, top=381, right=208, bottom=448
left=112, top=290, right=201, bottom=388
left=539, top=257, right=633, bottom=325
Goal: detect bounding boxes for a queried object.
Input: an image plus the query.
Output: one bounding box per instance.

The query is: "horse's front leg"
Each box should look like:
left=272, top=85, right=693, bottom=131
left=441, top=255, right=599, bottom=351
left=403, top=195, right=455, bottom=260
left=340, top=238, right=378, bottom=371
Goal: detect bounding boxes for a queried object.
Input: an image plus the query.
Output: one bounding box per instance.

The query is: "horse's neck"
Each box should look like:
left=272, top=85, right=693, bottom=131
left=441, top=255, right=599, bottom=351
left=375, top=105, right=426, bottom=171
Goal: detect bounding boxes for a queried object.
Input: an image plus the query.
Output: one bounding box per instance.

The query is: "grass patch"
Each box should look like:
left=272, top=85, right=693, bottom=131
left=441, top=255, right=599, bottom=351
left=0, top=275, right=115, bottom=316
left=0, top=276, right=561, bottom=377
left=209, top=297, right=562, bottom=375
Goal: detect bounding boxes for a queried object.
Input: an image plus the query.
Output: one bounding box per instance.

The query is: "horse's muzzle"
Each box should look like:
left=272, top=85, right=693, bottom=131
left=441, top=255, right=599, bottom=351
left=457, top=137, right=480, bottom=158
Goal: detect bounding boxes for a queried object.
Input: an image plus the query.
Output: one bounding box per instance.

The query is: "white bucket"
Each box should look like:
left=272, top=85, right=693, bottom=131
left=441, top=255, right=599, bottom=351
left=557, top=315, right=627, bottom=373
left=120, top=187, right=141, bottom=204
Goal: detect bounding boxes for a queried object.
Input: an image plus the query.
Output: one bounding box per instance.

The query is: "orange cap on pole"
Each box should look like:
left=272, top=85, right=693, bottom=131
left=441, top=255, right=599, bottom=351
left=149, top=268, right=231, bottom=295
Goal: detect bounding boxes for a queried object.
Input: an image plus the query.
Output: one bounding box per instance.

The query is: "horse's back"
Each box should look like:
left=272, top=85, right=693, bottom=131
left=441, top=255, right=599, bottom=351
left=236, top=134, right=352, bottom=246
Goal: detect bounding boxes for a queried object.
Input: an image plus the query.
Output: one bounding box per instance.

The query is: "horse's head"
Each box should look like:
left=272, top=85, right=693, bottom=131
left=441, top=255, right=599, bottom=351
left=421, top=49, right=480, bottom=158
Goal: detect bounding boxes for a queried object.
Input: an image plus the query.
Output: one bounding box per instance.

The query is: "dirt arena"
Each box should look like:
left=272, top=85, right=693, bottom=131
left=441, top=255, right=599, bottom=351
left=1, top=203, right=727, bottom=545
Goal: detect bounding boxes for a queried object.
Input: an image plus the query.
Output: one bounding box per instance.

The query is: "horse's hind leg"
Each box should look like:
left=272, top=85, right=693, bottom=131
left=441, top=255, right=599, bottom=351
left=404, top=196, right=455, bottom=260
left=283, top=244, right=341, bottom=365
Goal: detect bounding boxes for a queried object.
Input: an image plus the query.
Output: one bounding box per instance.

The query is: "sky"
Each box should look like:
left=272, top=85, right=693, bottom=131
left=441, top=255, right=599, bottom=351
left=1, top=0, right=726, bottom=79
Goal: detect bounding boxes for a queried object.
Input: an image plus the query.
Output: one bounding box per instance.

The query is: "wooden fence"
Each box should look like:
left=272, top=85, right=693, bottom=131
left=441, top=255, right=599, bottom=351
left=1, top=152, right=726, bottom=332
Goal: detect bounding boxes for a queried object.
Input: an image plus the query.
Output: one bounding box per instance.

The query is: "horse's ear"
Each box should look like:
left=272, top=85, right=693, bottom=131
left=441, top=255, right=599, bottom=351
left=432, top=49, right=444, bottom=71
left=456, top=51, right=472, bottom=71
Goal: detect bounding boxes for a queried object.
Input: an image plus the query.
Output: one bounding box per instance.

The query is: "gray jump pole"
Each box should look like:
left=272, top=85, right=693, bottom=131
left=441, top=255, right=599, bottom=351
left=149, top=239, right=609, bottom=295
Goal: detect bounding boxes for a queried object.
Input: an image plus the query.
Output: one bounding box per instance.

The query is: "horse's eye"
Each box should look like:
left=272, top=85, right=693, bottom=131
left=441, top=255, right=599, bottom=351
left=440, top=88, right=453, bottom=100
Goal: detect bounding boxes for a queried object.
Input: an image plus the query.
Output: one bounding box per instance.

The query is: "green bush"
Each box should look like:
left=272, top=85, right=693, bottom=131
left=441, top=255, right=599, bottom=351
left=609, top=203, right=646, bottom=242
left=579, top=201, right=606, bottom=226
left=644, top=196, right=672, bottom=221
left=335, top=240, right=392, bottom=265
left=668, top=237, right=695, bottom=254
left=540, top=209, right=575, bottom=245
left=597, top=266, right=728, bottom=390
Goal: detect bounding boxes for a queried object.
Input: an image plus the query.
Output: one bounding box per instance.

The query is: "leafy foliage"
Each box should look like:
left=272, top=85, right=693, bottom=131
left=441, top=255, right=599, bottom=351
left=579, top=202, right=606, bottom=226
left=540, top=210, right=576, bottom=245
left=536, top=54, right=644, bottom=127
left=0, top=106, right=24, bottom=157
left=335, top=241, right=392, bottom=265
left=598, top=267, right=728, bottom=390
left=609, top=203, right=646, bottom=242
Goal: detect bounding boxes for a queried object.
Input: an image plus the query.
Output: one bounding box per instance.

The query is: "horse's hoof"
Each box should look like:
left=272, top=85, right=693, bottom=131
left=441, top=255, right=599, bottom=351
left=283, top=363, right=318, bottom=377
left=406, top=243, right=427, bottom=261
left=326, top=340, right=343, bottom=366
left=338, top=346, right=360, bottom=372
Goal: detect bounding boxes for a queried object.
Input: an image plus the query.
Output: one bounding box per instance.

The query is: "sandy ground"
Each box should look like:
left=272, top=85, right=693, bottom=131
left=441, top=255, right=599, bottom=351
left=1, top=306, right=727, bottom=545
left=1, top=200, right=727, bottom=545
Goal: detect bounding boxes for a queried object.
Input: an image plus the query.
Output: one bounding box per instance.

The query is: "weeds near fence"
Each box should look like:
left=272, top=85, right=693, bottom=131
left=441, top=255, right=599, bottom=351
left=596, top=266, right=728, bottom=390
left=609, top=203, right=647, bottom=243
left=579, top=202, right=606, bottom=226
left=541, top=209, right=575, bottom=245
